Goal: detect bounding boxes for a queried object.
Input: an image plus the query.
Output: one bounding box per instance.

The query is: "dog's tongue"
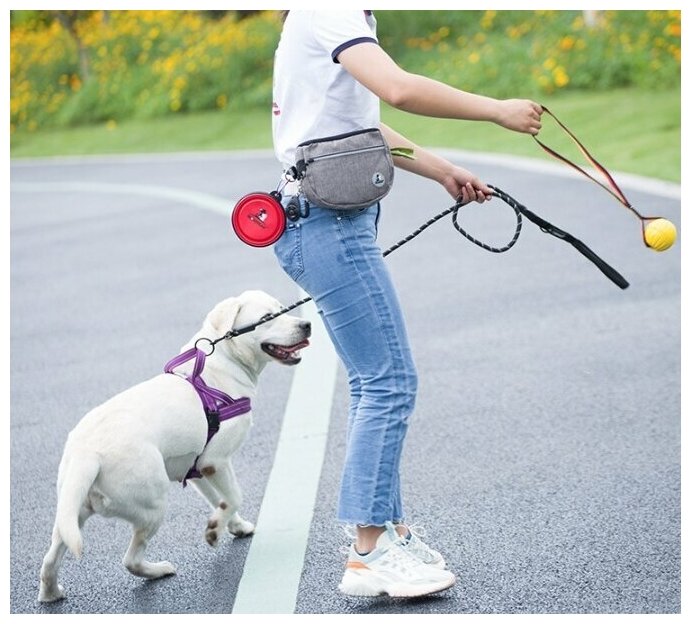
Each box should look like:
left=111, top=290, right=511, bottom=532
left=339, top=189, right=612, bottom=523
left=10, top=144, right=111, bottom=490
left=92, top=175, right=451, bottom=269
left=264, top=339, right=310, bottom=361
left=284, top=339, right=310, bottom=352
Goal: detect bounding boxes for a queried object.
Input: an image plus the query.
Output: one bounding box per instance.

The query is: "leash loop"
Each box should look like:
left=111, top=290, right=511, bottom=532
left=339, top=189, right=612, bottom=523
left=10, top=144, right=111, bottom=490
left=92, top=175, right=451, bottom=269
left=451, top=196, right=522, bottom=253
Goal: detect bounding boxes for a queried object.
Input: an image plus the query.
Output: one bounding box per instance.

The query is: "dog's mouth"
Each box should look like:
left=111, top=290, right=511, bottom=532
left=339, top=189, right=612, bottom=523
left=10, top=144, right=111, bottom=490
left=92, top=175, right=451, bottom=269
left=261, top=339, right=310, bottom=365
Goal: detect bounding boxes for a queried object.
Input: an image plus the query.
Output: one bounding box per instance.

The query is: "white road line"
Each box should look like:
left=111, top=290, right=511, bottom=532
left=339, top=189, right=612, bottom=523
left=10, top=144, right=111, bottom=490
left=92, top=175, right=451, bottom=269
left=13, top=178, right=339, bottom=615
left=11, top=181, right=231, bottom=216
left=12, top=148, right=681, bottom=199
left=232, top=296, right=338, bottom=614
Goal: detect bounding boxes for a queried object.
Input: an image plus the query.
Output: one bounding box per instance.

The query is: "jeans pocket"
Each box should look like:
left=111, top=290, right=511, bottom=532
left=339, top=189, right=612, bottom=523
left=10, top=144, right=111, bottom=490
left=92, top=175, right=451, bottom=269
left=273, top=224, right=304, bottom=282
left=340, top=203, right=380, bottom=240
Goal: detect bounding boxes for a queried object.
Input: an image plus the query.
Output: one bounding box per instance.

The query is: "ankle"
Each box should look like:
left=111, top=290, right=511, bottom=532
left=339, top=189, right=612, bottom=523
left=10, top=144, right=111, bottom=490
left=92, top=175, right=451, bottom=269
left=355, top=525, right=385, bottom=554
left=394, top=523, right=410, bottom=539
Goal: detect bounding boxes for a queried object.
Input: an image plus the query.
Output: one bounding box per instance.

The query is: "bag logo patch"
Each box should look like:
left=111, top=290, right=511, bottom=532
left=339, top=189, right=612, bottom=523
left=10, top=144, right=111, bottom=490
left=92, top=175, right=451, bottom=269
left=372, top=172, right=386, bottom=187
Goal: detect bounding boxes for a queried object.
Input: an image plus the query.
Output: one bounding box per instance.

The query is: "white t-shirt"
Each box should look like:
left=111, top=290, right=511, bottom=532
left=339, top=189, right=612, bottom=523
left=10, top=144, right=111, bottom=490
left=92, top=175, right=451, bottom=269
left=272, top=10, right=380, bottom=169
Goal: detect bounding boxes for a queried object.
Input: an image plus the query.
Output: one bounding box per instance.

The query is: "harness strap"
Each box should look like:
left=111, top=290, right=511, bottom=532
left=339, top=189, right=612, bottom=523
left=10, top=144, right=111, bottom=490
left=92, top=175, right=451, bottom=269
left=164, top=347, right=251, bottom=485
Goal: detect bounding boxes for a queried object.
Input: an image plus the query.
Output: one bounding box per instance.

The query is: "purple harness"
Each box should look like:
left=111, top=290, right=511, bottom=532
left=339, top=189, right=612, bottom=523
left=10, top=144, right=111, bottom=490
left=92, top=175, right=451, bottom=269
left=164, top=347, right=251, bottom=486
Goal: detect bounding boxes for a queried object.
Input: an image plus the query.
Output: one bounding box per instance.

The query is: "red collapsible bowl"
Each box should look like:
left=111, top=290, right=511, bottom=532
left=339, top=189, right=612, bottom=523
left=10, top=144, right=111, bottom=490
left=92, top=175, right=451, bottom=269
left=231, top=192, right=286, bottom=247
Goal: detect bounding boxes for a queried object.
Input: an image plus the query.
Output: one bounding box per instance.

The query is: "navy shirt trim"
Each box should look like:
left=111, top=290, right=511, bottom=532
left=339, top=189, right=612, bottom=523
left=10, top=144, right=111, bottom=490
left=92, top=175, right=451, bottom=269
left=331, top=37, right=378, bottom=63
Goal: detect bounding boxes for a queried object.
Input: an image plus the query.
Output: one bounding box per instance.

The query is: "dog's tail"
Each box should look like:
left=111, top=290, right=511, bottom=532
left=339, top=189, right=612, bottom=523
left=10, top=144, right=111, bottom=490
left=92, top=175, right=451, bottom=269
left=55, top=453, right=100, bottom=558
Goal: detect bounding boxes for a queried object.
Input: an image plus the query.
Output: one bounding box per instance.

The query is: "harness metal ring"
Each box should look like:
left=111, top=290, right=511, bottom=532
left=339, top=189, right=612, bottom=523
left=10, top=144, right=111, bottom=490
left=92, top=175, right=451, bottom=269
left=194, top=337, right=216, bottom=356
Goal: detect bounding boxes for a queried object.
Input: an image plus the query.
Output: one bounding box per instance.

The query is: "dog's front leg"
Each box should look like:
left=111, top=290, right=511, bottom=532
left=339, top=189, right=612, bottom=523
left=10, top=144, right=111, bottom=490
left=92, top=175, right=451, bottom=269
left=192, top=462, right=254, bottom=546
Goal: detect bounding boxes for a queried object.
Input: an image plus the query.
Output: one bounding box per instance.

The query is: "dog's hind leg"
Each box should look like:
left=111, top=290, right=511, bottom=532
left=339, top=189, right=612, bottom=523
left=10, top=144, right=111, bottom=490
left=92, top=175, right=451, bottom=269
left=38, top=506, right=92, bottom=602
left=122, top=519, right=176, bottom=579
left=194, top=462, right=254, bottom=546
left=38, top=531, right=67, bottom=603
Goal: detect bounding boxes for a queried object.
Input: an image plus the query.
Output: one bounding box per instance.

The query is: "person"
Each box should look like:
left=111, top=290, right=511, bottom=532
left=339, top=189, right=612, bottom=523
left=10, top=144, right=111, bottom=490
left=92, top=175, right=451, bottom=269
left=271, top=10, right=542, bottom=598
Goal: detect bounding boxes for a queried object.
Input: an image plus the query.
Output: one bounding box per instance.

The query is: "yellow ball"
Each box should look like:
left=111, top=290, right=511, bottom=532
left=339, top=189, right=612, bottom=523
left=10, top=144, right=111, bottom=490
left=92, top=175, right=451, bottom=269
left=644, top=218, right=677, bottom=252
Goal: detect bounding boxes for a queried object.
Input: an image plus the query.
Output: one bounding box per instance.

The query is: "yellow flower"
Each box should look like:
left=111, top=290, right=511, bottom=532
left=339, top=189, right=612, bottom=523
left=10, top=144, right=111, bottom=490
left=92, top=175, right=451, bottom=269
left=665, top=23, right=681, bottom=37
left=468, top=52, right=480, bottom=64
left=553, top=66, right=569, bottom=88
left=559, top=36, right=575, bottom=51
left=106, top=119, right=117, bottom=130
left=480, top=10, right=496, bottom=30
left=543, top=58, right=556, bottom=70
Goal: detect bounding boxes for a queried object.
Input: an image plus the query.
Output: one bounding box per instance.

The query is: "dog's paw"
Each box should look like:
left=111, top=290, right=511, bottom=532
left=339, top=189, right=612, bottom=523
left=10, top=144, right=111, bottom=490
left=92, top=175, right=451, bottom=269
left=149, top=561, right=177, bottom=578
left=38, top=582, right=65, bottom=603
left=124, top=559, right=177, bottom=579
left=205, top=517, right=222, bottom=547
left=228, top=516, right=255, bottom=538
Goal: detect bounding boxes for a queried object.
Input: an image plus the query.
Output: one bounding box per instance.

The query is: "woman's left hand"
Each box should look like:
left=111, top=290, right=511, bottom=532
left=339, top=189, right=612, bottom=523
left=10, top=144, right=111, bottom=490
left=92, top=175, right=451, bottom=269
left=441, top=165, right=493, bottom=204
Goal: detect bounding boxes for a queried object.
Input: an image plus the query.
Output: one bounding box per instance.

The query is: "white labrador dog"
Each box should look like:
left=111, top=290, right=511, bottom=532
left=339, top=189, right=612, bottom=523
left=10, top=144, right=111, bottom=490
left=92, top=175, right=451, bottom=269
left=38, top=290, right=310, bottom=603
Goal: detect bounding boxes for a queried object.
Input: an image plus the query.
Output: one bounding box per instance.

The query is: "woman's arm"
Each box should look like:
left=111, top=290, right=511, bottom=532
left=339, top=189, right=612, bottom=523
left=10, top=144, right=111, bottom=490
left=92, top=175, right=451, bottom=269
left=380, top=123, right=491, bottom=203
left=338, top=42, right=542, bottom=135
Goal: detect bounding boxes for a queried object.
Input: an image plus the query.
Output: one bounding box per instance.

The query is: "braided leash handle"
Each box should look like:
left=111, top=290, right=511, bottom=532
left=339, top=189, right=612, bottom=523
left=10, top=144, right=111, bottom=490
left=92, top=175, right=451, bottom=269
left=490, top=185, right=629, bottom=290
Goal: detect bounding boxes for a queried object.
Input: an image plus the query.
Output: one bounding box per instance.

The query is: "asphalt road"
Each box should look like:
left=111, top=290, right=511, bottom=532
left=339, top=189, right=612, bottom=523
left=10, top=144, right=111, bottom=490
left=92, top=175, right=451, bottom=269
left=9, top=150, right=680, bottom=615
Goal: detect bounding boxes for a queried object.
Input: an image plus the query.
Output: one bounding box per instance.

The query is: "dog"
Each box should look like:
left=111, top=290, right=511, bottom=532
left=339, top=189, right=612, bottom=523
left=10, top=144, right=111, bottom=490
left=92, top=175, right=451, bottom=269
left=38, top=290, right=311, bottom=603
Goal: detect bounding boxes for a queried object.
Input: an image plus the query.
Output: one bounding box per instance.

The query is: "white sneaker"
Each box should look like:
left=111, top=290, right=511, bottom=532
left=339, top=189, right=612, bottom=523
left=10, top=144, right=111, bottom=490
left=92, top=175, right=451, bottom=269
left=338, top=523, right=456, bottom=598
left=343, top=522, right=447, bottom=569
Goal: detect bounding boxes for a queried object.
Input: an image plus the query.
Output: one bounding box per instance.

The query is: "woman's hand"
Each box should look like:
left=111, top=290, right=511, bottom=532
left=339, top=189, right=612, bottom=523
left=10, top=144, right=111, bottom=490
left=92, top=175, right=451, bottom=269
left=440, top=165, right=493, bottom=204
left=495, top=99, right=543, bottom=135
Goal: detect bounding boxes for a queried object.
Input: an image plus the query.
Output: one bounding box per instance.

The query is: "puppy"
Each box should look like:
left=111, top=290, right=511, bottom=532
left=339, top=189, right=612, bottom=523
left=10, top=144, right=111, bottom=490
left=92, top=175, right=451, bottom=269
left=38, top=290, right=311, bottom=603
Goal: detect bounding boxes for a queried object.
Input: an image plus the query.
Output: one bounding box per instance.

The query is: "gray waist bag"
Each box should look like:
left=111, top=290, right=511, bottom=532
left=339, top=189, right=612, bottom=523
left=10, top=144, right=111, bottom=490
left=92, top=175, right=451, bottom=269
left=293, top=128, right=394, bottom=210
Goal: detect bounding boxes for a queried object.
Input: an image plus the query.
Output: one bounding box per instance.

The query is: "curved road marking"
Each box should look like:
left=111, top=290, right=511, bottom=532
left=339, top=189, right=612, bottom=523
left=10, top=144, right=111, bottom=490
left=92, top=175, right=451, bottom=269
left=11, top=180, right=231, bottom=216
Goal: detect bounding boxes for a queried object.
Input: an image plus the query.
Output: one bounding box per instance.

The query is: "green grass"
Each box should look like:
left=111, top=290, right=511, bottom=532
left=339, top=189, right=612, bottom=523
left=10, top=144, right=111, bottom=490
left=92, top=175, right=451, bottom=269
left=10, top=87, right=680, bottom=183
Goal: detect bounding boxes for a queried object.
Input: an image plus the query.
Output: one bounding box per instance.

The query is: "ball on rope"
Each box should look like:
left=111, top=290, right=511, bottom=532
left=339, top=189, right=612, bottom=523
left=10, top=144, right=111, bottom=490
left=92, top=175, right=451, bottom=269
left=644, top=218, right=677, bottom=252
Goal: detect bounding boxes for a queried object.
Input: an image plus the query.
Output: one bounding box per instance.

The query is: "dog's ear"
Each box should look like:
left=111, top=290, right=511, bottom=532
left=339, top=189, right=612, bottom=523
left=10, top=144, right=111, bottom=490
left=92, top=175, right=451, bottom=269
left=206, top=298, right=242, bottom=335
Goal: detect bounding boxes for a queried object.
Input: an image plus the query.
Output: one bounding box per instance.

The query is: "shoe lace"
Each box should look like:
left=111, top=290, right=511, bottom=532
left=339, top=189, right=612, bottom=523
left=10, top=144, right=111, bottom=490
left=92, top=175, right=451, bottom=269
left=401, top=524, right=443, bottom=565
left=406, top=523, right=429, bottom=540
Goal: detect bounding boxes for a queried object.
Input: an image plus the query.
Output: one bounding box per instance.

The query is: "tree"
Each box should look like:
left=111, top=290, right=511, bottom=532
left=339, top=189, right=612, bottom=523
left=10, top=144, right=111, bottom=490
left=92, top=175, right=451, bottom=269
left=53, top=10, right=92, bottom=81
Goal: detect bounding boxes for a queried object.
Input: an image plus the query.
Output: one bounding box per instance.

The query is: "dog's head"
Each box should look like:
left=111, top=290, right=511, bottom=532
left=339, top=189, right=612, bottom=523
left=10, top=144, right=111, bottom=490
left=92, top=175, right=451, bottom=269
left=205, top=290, right=311, bottom=369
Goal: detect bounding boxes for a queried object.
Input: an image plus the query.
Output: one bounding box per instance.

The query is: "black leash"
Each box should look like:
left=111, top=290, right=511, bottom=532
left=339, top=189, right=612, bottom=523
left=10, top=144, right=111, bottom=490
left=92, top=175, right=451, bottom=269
left=489, top=186, right=629, bottom=289
left=197, top=187, right=627, bottom=353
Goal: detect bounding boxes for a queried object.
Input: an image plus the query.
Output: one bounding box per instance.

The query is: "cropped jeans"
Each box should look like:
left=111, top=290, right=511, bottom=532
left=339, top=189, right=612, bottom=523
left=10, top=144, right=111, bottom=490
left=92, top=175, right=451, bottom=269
left=273, top=197, right=418, bottom=526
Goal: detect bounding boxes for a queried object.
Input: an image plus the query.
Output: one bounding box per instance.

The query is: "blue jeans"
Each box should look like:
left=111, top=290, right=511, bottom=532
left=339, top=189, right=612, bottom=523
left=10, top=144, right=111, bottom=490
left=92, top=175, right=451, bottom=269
left=274, top=197, right=418, bottom=526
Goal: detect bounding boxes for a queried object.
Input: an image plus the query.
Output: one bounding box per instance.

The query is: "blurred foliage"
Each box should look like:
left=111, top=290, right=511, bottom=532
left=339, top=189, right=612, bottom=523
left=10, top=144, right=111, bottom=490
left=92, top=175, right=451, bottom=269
left=10, top=10, right=681, bottom=134
left=377, top=10, right=681, bottom=96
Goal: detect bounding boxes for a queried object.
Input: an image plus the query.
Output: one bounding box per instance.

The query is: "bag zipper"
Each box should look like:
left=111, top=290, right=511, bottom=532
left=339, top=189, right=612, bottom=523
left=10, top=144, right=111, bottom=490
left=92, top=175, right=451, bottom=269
left=307, top=144, right=385, bottom=164
left=297, top=127, right=381, bottom=147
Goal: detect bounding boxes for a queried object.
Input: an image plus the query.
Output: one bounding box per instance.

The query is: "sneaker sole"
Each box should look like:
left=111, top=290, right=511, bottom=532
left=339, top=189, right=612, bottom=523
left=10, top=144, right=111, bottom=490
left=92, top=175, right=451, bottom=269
left=338, top=571, right=456, bottom=598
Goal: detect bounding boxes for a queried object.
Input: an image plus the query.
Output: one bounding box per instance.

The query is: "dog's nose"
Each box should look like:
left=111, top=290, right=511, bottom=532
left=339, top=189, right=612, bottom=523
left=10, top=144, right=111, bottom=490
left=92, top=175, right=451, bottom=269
left=300, top=321, right=312, bottom=337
